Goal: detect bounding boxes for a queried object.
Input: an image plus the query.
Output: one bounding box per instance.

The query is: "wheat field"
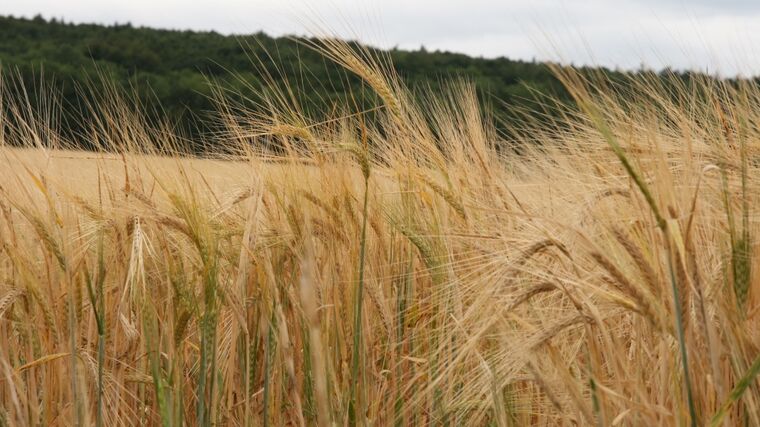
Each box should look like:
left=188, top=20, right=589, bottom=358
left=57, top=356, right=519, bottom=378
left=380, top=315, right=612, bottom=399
left=1, top=42, right=759, bottom=426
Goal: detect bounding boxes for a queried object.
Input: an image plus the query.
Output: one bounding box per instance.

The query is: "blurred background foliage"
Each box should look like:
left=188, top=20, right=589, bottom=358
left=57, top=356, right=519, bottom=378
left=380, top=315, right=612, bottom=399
left=0, top=14, right=704, bottom=149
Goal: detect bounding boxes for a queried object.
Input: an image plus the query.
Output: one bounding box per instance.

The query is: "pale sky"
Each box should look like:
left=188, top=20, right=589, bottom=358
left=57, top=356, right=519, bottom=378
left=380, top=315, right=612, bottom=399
left=5, top=0, right=760, bottom=76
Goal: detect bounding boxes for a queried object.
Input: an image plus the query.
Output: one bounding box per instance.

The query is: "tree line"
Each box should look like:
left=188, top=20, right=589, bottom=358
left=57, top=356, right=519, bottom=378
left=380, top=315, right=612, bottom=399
left=0, top=14, right=709, bottom=149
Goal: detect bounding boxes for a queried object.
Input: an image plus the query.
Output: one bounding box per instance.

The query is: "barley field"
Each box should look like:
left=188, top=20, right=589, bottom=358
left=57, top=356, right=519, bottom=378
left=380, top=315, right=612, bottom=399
left=1, top=43, right=759, bottom=426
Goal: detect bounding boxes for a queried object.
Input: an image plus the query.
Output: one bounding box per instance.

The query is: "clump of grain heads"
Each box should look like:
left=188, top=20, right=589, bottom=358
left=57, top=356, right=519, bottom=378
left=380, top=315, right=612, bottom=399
left=0, top=39, right=759, bottom=427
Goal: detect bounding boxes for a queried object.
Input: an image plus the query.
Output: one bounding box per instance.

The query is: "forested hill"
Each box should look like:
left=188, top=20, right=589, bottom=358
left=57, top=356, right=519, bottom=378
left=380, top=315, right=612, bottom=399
left=0, top=14, right=693, bottom=143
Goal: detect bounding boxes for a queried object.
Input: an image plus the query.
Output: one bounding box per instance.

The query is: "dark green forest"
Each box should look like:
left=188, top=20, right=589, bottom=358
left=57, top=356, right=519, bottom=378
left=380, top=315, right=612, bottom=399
left=0, top=14, right=703, bottom=147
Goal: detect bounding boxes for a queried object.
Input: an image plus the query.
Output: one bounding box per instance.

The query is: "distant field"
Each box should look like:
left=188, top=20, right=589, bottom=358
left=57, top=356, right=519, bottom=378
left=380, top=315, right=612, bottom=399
left=1, top=148, right=251, bottom=198
left=0, top=41, right=759, bottom=427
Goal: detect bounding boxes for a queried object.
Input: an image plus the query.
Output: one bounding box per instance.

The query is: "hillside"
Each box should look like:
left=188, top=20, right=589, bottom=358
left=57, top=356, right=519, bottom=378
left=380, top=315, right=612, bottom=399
left=0, top=14, right=577, bottom=140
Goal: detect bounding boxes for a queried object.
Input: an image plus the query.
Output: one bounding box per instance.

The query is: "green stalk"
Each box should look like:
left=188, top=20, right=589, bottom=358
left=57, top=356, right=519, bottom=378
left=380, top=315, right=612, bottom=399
left=242, top=333, right=252, bottom=427
left=263, top=315, right=274, bottom=427
left=349, top=174, right=370, bottom=425
left=302, top=326, right=314, bottom=423
left=97, top=335, right=104, bottom=426
left=197, top=243, right=219, bottom=427
left=84, top=234, right=106, bottom=427
left=96, top=234, right=106, bottom=427
left=709, top=353, right=760, bottom=426
left=69, top=297, right=81, bottom=426
left=146, top=306, right=171, bottom=427
left=196, top=314, right=208, bottom=426
left=667, top=255, right=698, bottom=426
left=736, top=122, right=751, bottom=314
left=585, top=101, right=697, bottom=426
left=394, top=250, right=413, bottom=427
left=207, top=317, right=218, bottom=426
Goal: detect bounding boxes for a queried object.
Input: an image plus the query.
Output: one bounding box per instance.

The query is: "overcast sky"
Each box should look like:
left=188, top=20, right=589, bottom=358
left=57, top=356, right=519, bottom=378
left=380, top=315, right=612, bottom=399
left=5, top=0, right=760, bottom=76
